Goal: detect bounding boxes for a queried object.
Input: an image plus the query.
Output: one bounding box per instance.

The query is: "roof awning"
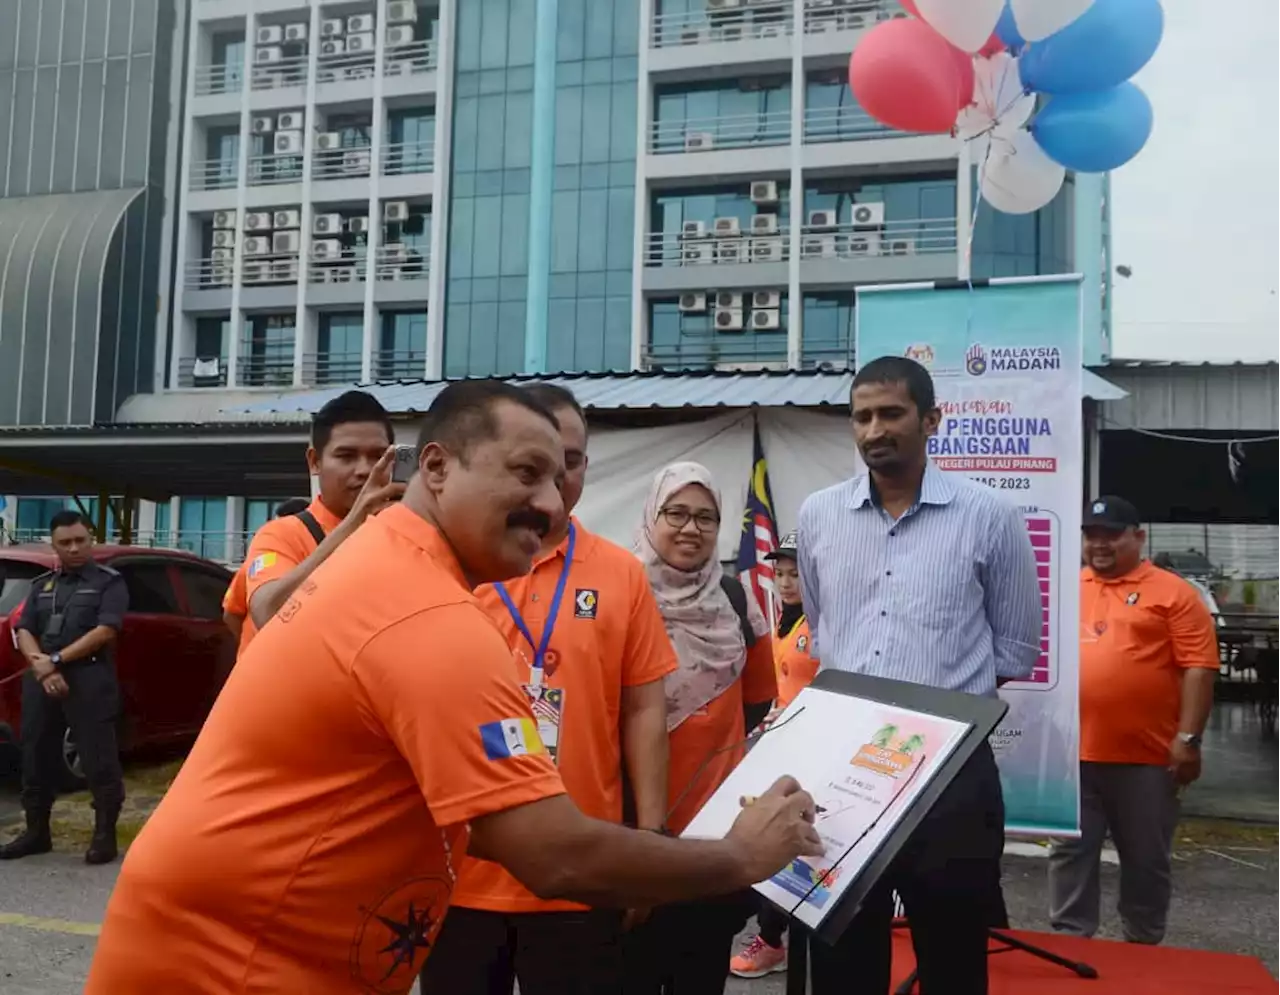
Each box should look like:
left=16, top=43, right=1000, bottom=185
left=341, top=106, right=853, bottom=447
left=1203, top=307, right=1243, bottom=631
left=1082, top=368, right=1128, bottom=401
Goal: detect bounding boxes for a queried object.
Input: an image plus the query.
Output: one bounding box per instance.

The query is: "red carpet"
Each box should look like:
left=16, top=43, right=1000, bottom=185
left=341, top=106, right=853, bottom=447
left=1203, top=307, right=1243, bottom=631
left=888, top=929, right=1277, bottom=994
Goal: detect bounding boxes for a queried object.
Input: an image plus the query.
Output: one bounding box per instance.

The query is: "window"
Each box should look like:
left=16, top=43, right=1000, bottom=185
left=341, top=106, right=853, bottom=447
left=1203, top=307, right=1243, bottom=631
left=241, top=315, right=296, bottom=387
left=117, top=563, right=182, bottom=615
left=243, top=499, right=274, bottom=537
left=377, top=311, right=427, bottom=378
left=153, top=501, right=174, bottom=549
left=317, top=313, right=364, bottom=385
left=177, top=566, right=231, bottom=622
left=205, top=126, right=240, bottom=184
left=212, top=34, right=244, bottom=86
left=195, top=317, right=229, bottom=357
left=387, top=108, right=436, bottom=173
left=178, top=497, right=227, bottom=561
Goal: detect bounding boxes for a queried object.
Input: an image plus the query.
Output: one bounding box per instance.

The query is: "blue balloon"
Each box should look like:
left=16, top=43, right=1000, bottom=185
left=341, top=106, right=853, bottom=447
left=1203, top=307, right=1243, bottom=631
left=1031, top=83, right=1153, bottom=172
left=1019, top=0, right=1164, bottom=95
left=995, top=3, right=1025, bottom=53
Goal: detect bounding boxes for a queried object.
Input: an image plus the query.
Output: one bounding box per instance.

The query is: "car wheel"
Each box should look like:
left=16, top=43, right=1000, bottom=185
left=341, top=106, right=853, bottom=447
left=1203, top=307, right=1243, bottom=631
left=59, top=727, right=88, bottom=793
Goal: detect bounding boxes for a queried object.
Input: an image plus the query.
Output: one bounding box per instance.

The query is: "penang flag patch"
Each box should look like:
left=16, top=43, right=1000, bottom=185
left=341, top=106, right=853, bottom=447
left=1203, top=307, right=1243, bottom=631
left=480, top=718, right=546, bottom=760
left=247, top=552, right=278, bottom=579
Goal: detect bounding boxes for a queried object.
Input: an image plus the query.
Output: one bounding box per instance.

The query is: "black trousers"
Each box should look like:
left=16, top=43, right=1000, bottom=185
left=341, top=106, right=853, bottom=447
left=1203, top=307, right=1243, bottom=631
left=19, top=663, right=124, bottom=813
left=622, top=891, right=753, bottom=995
left=809, top=742, right=1007, bottom=995
left=420, top=906, right=625, bottom=995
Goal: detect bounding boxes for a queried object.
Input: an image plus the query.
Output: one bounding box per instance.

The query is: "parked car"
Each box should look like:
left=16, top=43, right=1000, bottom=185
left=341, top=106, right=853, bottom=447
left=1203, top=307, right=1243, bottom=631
left=0, top=544, right=236, bottom=789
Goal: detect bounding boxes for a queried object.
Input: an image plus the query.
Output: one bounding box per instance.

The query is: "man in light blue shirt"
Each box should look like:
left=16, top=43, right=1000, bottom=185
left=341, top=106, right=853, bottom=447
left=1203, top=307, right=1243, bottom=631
left=797, top=356, right=1040, bottom=995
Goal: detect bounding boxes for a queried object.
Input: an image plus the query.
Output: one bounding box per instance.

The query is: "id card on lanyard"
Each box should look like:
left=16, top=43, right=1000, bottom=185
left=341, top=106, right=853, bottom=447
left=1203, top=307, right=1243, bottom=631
left=494, top=523, right=575, bottom=764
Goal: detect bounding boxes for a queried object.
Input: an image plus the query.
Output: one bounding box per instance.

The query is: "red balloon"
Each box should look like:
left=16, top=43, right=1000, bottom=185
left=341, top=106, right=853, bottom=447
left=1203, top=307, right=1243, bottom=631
left=849, top=19, right=967, bottom=134
left=978, top=33, right=1006, bottom=57
left=950, top=46, right=976, bottom=109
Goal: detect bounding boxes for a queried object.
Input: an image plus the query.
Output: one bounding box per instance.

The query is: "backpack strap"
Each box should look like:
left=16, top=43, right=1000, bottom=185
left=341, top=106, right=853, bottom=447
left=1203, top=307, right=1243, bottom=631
left=294, top=509, right=327, bottom=548
left=719, top=573, right=757, bottom=648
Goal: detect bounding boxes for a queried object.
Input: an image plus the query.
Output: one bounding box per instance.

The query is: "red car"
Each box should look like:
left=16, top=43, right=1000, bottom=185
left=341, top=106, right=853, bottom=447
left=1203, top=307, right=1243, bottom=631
left=0, top=544, right=236, bottom=789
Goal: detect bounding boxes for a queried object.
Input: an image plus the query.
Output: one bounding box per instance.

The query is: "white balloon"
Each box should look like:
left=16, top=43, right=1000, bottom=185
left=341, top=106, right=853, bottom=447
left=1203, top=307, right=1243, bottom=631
left=914, top=0, right=1005, bottom=53
left=1010, top=0, right=1095, bottom=43
left=955, top=105, right=990, bottom=142
left=979, top=129, right=1065, bottom=214
left=973, top=53, right=1034, bottom=129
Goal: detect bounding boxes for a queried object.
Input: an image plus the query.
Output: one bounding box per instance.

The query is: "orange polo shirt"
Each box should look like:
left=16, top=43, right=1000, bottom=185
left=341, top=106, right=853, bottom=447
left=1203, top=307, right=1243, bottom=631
left=85, top=504, right=566, bottom=995
left=452, top=520, right=679, bottom=914
left=1079, top=561, right=1220, bottom=766
left=667, top=636, right=776, bottom=835
left=221, top=563, right=248, bottom=618
left=236, top=497, right=342, bottom=652
left=775, top=615, right=817, bottom=709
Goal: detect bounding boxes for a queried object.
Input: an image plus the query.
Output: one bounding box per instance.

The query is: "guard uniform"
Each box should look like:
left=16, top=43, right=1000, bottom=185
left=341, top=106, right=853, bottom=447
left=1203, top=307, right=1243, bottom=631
left=1, top=561, right=128, bottom=862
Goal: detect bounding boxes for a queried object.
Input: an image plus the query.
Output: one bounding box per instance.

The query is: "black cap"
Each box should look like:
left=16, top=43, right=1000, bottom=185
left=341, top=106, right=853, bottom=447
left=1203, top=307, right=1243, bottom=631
left=764, top=530, right=798, bottom=561
left=1082, top=496, right=1141, bottom=531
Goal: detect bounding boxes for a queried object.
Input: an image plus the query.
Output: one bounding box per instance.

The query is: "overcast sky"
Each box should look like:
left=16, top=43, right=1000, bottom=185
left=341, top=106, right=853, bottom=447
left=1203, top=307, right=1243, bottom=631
left=1108, top=0, right=1279, bottom=362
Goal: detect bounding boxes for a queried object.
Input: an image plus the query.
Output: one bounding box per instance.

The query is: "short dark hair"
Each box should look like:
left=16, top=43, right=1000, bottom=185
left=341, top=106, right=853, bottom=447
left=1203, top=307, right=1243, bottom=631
left=852, top=356, right=937, bottom=414
left=50, top=510, right=92, bottom=534
left=417, top=380, right=560, bottom=461
left=521, top=383, right=587, bottom=435
left=310, top=390, right=395, bottom=454
left=274, top=497, right=311, bottom=518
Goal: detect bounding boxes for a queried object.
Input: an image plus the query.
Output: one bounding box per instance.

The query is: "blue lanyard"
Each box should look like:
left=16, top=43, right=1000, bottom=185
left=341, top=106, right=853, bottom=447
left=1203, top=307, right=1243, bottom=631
left=494, top=522, right=576, bottom=686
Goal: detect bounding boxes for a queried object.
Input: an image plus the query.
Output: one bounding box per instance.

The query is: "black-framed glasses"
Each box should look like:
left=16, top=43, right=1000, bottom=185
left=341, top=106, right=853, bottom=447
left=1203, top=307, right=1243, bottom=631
left=659, top=507, right=720, bottom=533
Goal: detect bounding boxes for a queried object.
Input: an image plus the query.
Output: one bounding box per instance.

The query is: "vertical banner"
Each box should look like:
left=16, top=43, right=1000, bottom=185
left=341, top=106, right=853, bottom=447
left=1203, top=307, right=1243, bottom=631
left=855, top=276, right=1083, bottom=836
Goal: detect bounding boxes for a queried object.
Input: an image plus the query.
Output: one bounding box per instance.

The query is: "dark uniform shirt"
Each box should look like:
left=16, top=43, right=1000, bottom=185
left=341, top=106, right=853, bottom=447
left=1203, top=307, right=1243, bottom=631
left=17, top=561, right=128, bottom=663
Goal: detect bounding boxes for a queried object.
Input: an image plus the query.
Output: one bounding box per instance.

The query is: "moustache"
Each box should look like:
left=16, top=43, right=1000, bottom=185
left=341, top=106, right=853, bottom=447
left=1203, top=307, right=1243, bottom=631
left=862, top=439, right=896, bottom=452
left=506, top=509, right=552, bottom=537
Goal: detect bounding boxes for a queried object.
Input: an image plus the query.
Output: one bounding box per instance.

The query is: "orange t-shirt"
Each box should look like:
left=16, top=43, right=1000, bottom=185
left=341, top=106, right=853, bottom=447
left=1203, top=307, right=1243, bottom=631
left=85, top=504, right=566, bottom=995
left=221, top=563, right=248, bottom=618
left=1079, top=561, right=1219, bottom=766
left=236, top=497, right=341, bottom=653
left=667, top=636, right=776, bottom=835
left=452, top=521, right=679, bottom=914
left=774, top=615, right=817, bottom=709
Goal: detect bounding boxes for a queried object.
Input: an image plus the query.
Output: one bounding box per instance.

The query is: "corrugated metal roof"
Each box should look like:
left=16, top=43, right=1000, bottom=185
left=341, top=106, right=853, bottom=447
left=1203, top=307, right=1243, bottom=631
left=1100, top=362, right=1279, bottom=432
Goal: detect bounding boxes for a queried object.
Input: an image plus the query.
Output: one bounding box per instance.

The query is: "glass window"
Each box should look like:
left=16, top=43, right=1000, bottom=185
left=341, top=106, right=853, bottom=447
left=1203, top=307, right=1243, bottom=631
left=243, top=499, right=273, bottom=537
left=118, top=562, right=182, bottom=615
left=176, top=566, right=230, bottom=622
left=195, top=317, right=229, bottom=357
left=241, top=314, right=295, bottom=387
left=212, top=34, right=244, bottom=86
left=178, top=497, right=227, bottom=561
left=378, top=311, right=427, bottom=379
left=153, top=501, right=173, bottom=548
left=317, top=313, right=364, bottom=384
left=387, top=108, right=436, bottom=173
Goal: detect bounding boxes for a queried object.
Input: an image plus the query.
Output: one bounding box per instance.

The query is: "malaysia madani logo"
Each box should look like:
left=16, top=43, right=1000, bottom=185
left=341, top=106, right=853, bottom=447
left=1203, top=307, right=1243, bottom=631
left=965, top=343, right=988, bottom=377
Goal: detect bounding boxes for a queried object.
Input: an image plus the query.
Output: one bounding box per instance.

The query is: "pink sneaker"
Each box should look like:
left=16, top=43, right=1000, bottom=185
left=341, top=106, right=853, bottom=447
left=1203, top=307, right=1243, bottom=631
left=729, top=933, right=787, bottom=978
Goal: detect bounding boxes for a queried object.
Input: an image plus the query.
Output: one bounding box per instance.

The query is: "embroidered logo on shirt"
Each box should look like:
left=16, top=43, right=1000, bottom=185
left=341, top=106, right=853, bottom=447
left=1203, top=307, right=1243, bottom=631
left=574, top=588, right=598, bottom=619
left=797, top=635, right=808, bottom=652
left=247, top=552, right=277, bottom=579
left=479, top=718, right=547, bottom=760
left=42, top=580, right=54, bottom=592
left=1126, top=592, right=1140, bottom=605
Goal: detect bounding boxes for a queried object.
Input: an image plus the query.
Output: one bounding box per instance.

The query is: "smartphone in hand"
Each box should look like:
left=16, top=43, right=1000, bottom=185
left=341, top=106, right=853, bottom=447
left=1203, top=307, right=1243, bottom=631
left=392, top=444, right=418, bottom=484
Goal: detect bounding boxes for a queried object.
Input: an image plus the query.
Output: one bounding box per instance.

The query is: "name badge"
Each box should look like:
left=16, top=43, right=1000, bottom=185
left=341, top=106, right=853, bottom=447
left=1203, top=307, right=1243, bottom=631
left=520, top=685, right=565, bottom=764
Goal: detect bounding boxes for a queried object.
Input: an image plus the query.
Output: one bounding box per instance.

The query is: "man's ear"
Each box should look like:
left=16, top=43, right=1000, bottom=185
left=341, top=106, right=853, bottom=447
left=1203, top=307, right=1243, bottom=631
left=420, top=442, right=451, bottom=492
left=921, top=407, right=942, bottom=437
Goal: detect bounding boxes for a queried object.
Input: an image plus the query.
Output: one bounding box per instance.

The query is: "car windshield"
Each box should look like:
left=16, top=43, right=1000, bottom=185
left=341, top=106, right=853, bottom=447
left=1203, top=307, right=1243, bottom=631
left=0, top=562, right=46, bottom=615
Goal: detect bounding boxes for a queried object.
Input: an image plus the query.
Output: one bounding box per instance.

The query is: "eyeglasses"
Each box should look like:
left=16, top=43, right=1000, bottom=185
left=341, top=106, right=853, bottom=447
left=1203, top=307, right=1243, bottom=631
left=659, top=507, right=720, bottom=533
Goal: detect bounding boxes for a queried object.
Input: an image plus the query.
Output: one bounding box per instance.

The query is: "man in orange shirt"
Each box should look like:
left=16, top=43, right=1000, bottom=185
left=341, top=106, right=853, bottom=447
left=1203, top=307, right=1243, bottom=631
left=222, top=497, right=310, bottom=643
left=1049, top=496, right=1218, bottom=945
left=85, top=380, right=824, bottom=995
left=421, top=383, right=677, bottom=994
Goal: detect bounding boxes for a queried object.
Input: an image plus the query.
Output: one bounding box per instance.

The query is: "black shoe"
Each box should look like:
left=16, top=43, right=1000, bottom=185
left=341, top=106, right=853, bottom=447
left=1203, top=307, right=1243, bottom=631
left=85, top=807, right=119, bottom=865
left=0, top=810, right=53, bottom=860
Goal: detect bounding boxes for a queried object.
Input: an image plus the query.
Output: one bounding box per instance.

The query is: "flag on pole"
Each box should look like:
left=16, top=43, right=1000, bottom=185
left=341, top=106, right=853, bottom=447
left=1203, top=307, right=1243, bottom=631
left=736, top=417, right=780, bottom=625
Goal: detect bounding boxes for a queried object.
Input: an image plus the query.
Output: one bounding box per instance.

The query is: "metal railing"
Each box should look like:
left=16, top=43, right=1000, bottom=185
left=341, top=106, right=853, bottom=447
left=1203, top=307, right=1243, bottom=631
left=313, top=145, right=373, bottom=180
left=301, top=352, right=364, bottom=386
left=651, top=4, right=794, bottom=48
left=803, top=104, right=897, bottom=144
left=797, top=217, right=958, bottom=258
left=306, top=251, right=367, bottom=284
left=644, top=227, right=791, bottom=267
left=374, top=244, right=431, bottom=281
left=251, top=53, right=310, bottom=91
left=643, top=340, right=788, bottom=372
left=315, top=48, right=377, bottom=85
left=803, top=0, right=901, bottom=34
left=248, top=151, right=305, bottom=186
left=373, top=349, right=427, bottom=380
left=651, top=109, right=791, bottom=154
left=242, top=252, right=303, bottom=286
left=382, top=139, right=435, bottom=175
left=384, top=39, right=438, bottom=77
left=175, top=356, right=229, bottom=389
left=193, top=63, right=242, bottom=96
left=190, top=157, right=240, bottom=191
left=184, top=257, right=237, bottom=290
left=235, top=349, right=296, bottom=387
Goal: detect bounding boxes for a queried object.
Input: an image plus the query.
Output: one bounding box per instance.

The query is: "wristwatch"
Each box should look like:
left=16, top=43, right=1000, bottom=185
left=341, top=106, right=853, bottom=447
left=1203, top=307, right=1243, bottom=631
left=1176, top=732, right=1202, bottom=749
left=49, top=652, right=62, bottom=668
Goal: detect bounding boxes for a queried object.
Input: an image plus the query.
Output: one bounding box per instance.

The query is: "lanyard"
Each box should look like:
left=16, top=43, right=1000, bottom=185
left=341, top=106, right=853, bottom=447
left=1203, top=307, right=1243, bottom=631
left=494, top=522, right=575, bottom=689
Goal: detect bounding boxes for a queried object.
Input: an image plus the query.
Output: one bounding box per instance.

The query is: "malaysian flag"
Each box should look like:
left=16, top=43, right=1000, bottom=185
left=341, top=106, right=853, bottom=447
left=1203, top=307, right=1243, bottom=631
left=736, top=419, right=780, bottom=625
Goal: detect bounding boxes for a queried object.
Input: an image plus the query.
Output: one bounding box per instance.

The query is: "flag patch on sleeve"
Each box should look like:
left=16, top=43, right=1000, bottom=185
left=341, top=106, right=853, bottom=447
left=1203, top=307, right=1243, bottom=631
left=247, top=552, right=277, bottom=579
left=480, top=718, right=546, bottom=760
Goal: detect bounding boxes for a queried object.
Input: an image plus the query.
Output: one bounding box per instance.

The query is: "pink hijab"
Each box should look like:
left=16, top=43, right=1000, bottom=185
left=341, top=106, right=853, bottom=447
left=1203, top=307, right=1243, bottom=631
left=635, top=462, right=768, bottom=731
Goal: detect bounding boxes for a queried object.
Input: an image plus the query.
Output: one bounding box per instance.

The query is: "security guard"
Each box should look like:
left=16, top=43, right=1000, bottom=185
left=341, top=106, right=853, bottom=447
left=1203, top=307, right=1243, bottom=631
left=0, top=510, right=129, bottom=864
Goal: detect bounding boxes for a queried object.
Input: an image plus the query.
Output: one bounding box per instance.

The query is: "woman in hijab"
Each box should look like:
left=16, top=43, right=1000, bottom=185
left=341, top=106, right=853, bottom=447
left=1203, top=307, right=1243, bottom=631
left=624, top=461, right=776, bottom=994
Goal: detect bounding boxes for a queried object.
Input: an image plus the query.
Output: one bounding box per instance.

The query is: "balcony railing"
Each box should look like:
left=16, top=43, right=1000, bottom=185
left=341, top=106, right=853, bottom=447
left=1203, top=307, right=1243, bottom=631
left=184, top=256, right=237, bottom=290
left=651, top=110, right=791, bottom=154
left=803, top=0, right=901, bottom=34
left=374, top=244, right=430, bottom=281
left=242, top=252, right=302, bottom=286
left=644, top=338, right=788, bottom=372
left=301, top=352, right=364, bottom=386
left=652, top=4, right=794, bottom=48
left=644, top=227, right=791, bottom=268
left=194, top=63, right=242, bottom=96
left=313, top=145, right=372, bottom=180
left=384, top=39, right=438, bottom=77
left=235, top=349, right=296, bottom=387
left=798, top=217, right=958, bottom=258
left=190, top=157, right=240, bottom=191
left=316, top=48, right=377, bottom=85
left=383, top=139, right=435, bottom=175
left=803, top=104, right=896, bottom=143
left=307, top=250, right=367, bottom=284
left=176, top=355, right=229, bottom=388
left=248, top=151, right=305, bottom=186
left=373, top=348, right=427, bottom=380
left=251, top=53, right=310, bottom=90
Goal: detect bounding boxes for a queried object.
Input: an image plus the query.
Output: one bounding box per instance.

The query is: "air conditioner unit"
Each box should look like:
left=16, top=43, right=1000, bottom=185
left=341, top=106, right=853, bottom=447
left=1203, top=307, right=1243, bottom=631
left=274, top=130, right=303, bottom=154
left=751, top=309, right=781, bottom=331
left=716, top=239, right=747, bottom=264
left=348, top=14, right=376, bottom=33
left=387, top=1, right=419, bottom=23
left=850, top=202, right=885, bottom=228
left=679, top=27, right=708, bottom=45
left=750, top=180, right=779, bottom=205
left=315, top=132, right=342, bottom=151
left=807, top=209, right=837, bottom=229
left=255, top=46, right=283, bottom=65
left=209, top=265, right=233, bottom=286
left=802, top=233, right=837, bottom=258
left=713, top=217, right=741, bottom=236
left=242, top=261, right=267, bottom=283
left=716, top=292, right=744, bottom=309
left=211, top=246, right=235, bottom=262
left=384, top=200, right=410, bottom=222
left=680, top=221, right=707, bottom=239
left=273, top=209, right=301, bottom=229
left=256, top=25, right=284, bottom=45
left=386, top=25, right=416, bottom=46
left=213, top=209, right=238, bottom=230
left=708, top=0, right=742, bottom=9
left=313, top=238, right=344, bottom=260
left=381, top=242, right=408, bottom=259
left=886, top=238, right=916, bottom=256
left=284, top=23, right=308, bottom=43
left=681, top=240, right=712, bottom=265
left=251, top=116, right=275, bottom=135
left=348, top=216, right=370, bottom=235
left=327, top=266, right=358, bottom=283
left=277, top=111, right=304, bottom=131
left=678, top=292, right=707, bottom=313
left=752, top=290, right=781, bottom=309
left=751, top=236, right=784, bottom=262
left=243, top=235, right=272, bottom=255
left=847, top=232, right=882, bottom=257
left=756, top=22, right=785, bottom=39
left=684, top=132, right=714, bottom=152
left=313, top=213, right=343, bottom=235
left=343, top=149, right=371, bottom=173
left=840, top=11, right=870, bottom=30
left=320, top=38, right=346, bottom=56
left=273, top=258, right=299, bottom=281
left=750, top=213, right=779, bottom=234
left=272, top=230, right=301, bottom=254
left=244, top=212, right=273, bottom=232
left=321, top=18, right=346, bottom=38
left=347, top=31, right=375, bottom=52
left=212, top=229, right=237, bottom=249
left=714, top=308, right=744, bottom=332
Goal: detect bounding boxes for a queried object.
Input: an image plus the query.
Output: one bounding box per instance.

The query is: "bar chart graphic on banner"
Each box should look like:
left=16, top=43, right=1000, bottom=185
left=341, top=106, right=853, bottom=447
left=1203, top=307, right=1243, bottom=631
left=1020, top=511, right=1058, bottom=690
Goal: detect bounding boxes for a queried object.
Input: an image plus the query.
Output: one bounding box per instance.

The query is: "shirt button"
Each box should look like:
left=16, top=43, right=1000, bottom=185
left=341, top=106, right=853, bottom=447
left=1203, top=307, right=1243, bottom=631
left=531, top=594, right=540, bottom=602
left=874, top=650, right=881, bottom=656
left=880, top=610, right=887, bottom=617
left=889, top=530, right=897, bottom=537
left=885, top=570, right=892, bottom=576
